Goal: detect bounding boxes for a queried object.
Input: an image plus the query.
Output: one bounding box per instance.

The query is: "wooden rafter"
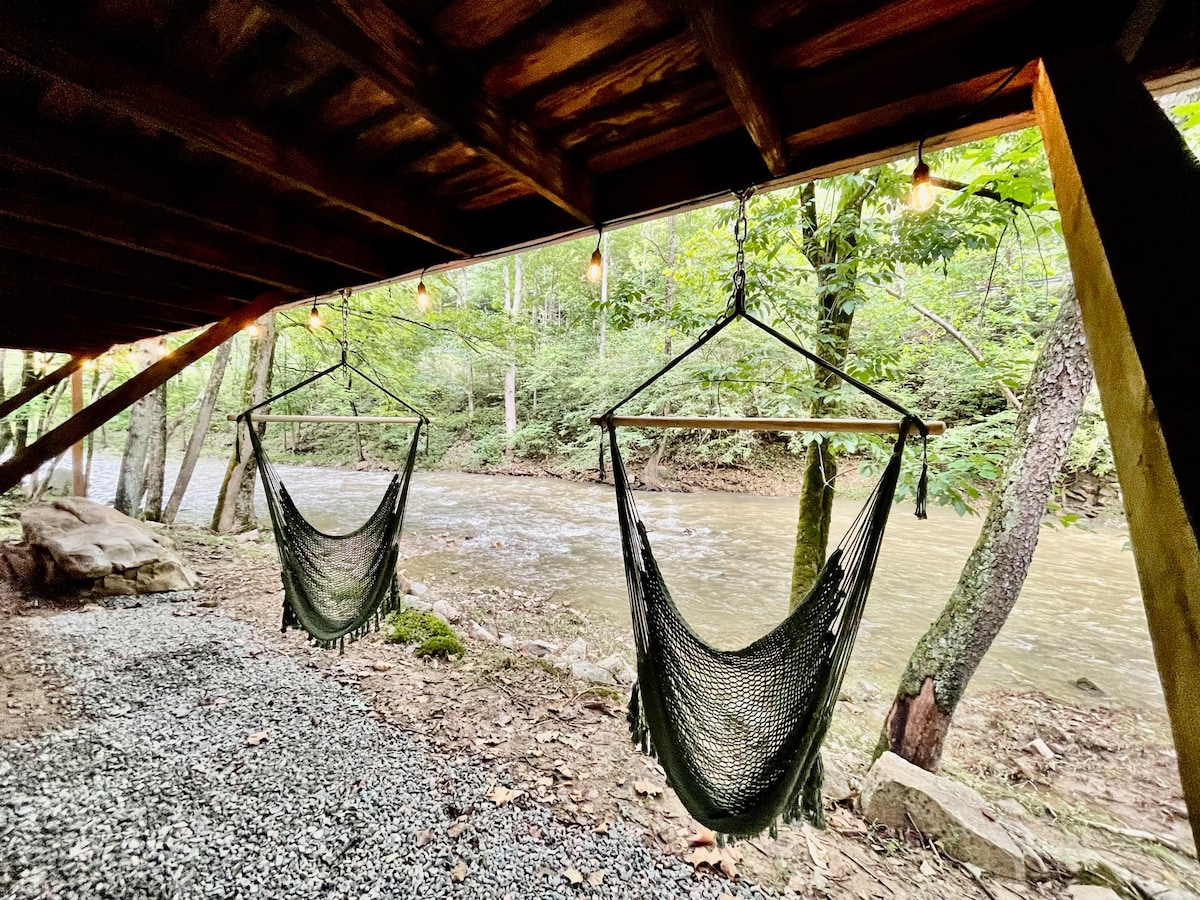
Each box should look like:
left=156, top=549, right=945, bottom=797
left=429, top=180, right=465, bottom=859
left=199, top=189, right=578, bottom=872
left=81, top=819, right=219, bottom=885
left=0, top=249, right=240, bottom=321
left=1117, top=0, right=1168, bottom=61
left=0, top=292, right=288, bottom=494
left=0, top=8, right=474, bottom=256
left=0, top=172, right=337, bottom=293
left=262, top=0, right=597, bottom=225
left=0, top=113, right=396, bottom=279
left=0, top=223, right=263, bottom=306
left=679, top=0, right=790, bottom=177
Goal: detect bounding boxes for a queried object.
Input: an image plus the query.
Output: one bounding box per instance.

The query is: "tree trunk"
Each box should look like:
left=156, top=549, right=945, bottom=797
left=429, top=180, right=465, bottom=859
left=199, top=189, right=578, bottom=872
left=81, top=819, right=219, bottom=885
left=113, top=346, right=156, bottom=517
left=13, top=353, right=35, bottom=456
left=503, top=256, right=522, bottom=460
left=141, top=383, right=168, bottom=522
left=84, top=367, right=113, bottom=496
left=879, top=288, right=1093, bottom=770
left=0, top=349, right=10, bottom=456
left=212, top=315, right=276, bottom=533
left=789, top=176, right=875, bottom=607
left=164, top=340, right=232, bottom=524
left=598, top=232, right=609, bottom=360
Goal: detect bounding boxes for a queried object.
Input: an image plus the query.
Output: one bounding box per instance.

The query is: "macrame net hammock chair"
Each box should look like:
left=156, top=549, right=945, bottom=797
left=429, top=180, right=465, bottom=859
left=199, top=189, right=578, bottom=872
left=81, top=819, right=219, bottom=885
left=595, top=190, right=933, bottom=839
left=239, top=307, right=426, bottom=651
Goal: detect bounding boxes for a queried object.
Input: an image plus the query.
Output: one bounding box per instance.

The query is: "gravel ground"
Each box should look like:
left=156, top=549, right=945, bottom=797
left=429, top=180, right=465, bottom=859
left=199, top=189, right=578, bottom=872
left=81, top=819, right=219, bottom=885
left=0, top=601, right=766, bottom=899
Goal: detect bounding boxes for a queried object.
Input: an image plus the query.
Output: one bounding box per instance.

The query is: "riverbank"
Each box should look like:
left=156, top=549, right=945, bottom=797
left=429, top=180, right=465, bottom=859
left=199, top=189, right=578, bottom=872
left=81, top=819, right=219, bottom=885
left=4, top=524, right=1193, bottom=898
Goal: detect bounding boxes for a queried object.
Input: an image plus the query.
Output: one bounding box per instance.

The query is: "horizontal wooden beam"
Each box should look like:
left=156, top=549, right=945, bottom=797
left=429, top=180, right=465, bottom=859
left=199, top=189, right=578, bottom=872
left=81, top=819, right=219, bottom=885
left=227, top=414, right=421, bottom=424
left=0, top=356, right=85, bottom=421
left=0, top=254, right=237, bottom=324
left=0, top=112, right=398, bottom=278
left=681, top=0, right=790, bottom=177
left=0, top=7, right=473, bottom=256
left=261, top=0, right=595, bottom=225
left=0, top=171, right=342, bottom=293
left=0, top=292, right=288, bottom=494
left=590, top=415, right=946, bottom=434
left=0, top=221, right=265, bottom=303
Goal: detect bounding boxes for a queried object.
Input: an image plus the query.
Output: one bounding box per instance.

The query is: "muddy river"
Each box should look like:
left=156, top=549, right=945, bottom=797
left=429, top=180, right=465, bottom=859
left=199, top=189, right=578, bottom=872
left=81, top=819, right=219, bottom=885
left=85, top=455, right=1156, bottom=710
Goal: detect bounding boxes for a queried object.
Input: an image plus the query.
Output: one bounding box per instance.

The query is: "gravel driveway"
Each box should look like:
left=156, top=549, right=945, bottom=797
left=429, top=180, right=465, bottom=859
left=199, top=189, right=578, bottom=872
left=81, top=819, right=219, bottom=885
left=0, top=601, right=763, bottom=899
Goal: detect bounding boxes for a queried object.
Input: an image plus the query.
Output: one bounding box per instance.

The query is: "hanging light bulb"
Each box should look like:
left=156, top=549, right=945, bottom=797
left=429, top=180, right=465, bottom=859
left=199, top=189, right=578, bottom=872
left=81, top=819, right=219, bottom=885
left=154, top=338, right=170, bottom=360
left=82, top=357, right=97, bottom=371
left=587, top=230, right=603, bottom=283
left=910, top=141, right=936, bottom=212
left=416, top=269, right=431, bottom=312
left=309, top=302, right=322, bottom=330
left=245, top=322, right=261, bottom=338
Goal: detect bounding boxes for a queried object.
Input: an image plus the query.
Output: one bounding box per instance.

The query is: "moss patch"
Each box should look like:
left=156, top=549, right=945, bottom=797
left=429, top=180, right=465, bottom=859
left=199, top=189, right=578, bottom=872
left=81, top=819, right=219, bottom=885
left=415, top=635, right=464, bottom=659
left=384, top=609, right=464, bottom=658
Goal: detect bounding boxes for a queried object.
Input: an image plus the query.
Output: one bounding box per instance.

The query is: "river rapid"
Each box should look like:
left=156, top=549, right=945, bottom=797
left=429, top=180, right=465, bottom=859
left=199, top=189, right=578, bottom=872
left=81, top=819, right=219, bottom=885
left=85, top=455, right=1157, bottom=712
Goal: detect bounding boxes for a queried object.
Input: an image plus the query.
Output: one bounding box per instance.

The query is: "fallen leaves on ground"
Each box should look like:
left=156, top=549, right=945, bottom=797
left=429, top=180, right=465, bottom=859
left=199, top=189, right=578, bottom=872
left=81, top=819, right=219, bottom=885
left=686, top=845, right=740, bottom=879
left=246, top=730, right=269, bottom=746
left=450, top=859, right=467, bottom=882
left=486, top=785, right=524, bottom=806
left=633, top=779, right=662, bottom=797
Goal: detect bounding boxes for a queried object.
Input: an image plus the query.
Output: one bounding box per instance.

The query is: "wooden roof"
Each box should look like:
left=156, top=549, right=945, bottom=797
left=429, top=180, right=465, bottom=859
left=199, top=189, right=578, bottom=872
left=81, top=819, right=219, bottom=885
left=1, top=0, right=1196, bottom=353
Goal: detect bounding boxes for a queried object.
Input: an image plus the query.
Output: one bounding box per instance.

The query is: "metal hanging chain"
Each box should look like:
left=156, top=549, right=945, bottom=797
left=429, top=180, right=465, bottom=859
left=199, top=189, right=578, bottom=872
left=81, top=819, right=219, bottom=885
left=339, top=288, right=352, bottom=365
left=727, top=187, right=753, bottom=317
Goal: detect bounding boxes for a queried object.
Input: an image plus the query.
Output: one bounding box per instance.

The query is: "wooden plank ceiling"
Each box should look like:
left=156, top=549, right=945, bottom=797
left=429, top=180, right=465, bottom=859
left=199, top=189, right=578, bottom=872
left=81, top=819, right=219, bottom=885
left=0, top=0, right=1195, bottom=353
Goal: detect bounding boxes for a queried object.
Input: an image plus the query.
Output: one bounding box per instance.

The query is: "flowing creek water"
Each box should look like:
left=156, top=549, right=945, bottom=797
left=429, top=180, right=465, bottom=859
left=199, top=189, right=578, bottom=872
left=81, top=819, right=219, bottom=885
left=85, top=455, right=1159, bottom=712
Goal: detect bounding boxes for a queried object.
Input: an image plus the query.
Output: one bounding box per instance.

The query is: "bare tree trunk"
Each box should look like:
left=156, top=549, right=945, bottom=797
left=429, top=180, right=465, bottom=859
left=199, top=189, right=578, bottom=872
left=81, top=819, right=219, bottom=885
left=165, top=340, right=232, bottom=524
left=598, top=232, right=609, bottom=360
left=114, top=346, right=156, bottom=517
left=142, top=383, right=168, bottom=522
left=13, top=353, right=35, bottom=456
left=84, top=367, right=113, bottom=496
left=0, top=349, right=10, bottom=456
left=503, top=256, right=522, bottom=460
left=879, top=289, right=1092, bottom=770
left=212, top=315, right=276, bottom=533
left=790, top=176, right=876, bottom=607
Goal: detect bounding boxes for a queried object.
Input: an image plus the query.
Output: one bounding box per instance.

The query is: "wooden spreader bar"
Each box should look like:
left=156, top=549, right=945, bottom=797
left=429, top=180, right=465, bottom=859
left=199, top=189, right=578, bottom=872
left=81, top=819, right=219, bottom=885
left=228, top=414, right=421, bottom=425
left=590, top=415, right=946, bottom=435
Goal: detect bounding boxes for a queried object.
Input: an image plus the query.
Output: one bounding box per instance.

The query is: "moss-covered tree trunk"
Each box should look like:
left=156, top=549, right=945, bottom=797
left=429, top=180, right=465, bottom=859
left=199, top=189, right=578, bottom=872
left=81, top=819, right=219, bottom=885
left=141, top=383, right=168, bottom=522
left=212, top=315, right=276, bottom=533
left=789, top=175, right=875, bottom=608
left=879, top=288, right=1092, bottom=770
left=114, top=346, right=156, bottom=516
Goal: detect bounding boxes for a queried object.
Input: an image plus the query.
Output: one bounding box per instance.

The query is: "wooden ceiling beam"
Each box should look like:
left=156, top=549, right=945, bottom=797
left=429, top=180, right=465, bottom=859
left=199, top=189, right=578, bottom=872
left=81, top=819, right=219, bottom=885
left=0, top=112, right=397, bottom=279
left=678, top=0, right=790, bottom=177
left=0, top=277, right=218, bottom=331
left=0, top=248, right=241, bottom=320
left=260, top=1, right=597, bottom=225
left=0, top=223, right=265, bottom=305
left=0, top=7, right=473, bottom=256
left=0, top=172, right=343, bottom=294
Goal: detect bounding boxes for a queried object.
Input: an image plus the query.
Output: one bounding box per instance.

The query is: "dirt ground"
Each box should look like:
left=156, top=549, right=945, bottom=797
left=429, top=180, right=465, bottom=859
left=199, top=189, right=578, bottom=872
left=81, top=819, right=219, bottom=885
left=3, top=523, right=1196, bottom=899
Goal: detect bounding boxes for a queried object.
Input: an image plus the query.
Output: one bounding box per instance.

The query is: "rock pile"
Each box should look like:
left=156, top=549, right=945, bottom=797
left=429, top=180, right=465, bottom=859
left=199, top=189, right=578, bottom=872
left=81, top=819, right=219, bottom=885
left=0, top=497, right=198, bottom=597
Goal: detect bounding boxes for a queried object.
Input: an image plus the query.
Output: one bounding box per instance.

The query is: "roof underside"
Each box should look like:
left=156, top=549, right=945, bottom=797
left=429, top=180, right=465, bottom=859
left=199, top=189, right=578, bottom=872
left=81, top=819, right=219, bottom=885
left=1, top=0, right=1197, bottom=353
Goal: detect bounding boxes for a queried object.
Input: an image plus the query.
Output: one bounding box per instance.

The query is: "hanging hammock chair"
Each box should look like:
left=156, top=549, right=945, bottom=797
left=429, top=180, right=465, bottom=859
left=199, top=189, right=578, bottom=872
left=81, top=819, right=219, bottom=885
left=595, top=191, right=933, bottom=839
left=238, top=349, right=426, bottom=651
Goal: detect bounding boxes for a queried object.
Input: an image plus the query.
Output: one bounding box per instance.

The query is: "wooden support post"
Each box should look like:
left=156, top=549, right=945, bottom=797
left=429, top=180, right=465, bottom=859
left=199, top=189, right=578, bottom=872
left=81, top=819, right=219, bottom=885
left=0, top=355, right=86, bottom=421
left=70, top=368, right=84, bottom=497
left=0, top=293, right=287, bottom=494
left=1035, top=50, right=1200, bottom=846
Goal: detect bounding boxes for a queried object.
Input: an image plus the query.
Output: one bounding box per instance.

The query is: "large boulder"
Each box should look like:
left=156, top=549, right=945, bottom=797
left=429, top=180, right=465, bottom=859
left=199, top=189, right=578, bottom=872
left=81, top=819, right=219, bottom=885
left=16, top=498, right=198, bottom=596
left=860, top=751, right=1024, bottom=879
